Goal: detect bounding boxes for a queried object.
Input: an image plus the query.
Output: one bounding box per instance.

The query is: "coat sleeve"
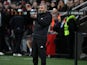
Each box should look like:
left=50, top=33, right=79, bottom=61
left=37, top=13, right=52, bottom=27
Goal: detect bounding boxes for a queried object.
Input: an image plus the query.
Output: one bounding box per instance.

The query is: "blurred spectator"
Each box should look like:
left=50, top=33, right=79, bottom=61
left=0, top=3, right=8, bottom=55
left=0, top=2, right=5, bottom=55
left=74, top=0, right=80, bottom=6
left=32, top=1, right=38, bottom=9
left=3, top=1, right=12, bottom=52
left=49, top=1, right=56, bottom=10
left=46, top=1, right=51, bottom=10
left=51, top=8, right=59, bottom=21
left=40, top=0, right=46, bottom=5
left=52, top=8, right=66, bottom=54
left=57, top=0, right=67, bottom=12
left=63, top=15, right=77, bottom=58
left=21, top=3, right=33, bottom=56
left=10, top=10, right=25, bottom=56
left=66, top=0, right=74, bottom=11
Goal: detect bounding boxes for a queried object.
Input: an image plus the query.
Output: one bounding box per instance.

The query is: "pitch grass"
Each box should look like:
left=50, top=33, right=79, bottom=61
left=0, top=56, right=87, bottom=65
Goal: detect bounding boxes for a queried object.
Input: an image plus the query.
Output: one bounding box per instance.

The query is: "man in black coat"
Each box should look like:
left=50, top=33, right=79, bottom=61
left=10, top=14, right=25, bottom=56
left=31, top=4, right=52, bottom=65
left=0, top=2, right=10, bottom=55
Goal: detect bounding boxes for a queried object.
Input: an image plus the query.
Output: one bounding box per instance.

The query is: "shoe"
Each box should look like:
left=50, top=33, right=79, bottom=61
left=80, top=53, right=87, bottom=59
left=29, top=53, right=32, bottom=56
left=13, top=53, right=17, bottom=56
left=48, top=55, right=51, bottom=58
left=0, top=52, right=4, bottom=55
left=17, top=53, right=22, bottom=56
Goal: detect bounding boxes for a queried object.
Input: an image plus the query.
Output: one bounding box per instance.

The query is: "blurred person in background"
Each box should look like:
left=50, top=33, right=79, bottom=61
left=46, top=1, right=51, bottom=10
left=0, top=1, right=11, bottom=55
left=3, top=1, right=12, bottom=52
left=40, top=0, right=46, bottom=5
left=66, top=0, right=74, bottom=11
left=57, top=0, right=67, bottom=12
left=0, top=2, right=5, bottom=55
left=31, top=4, right=52, bottom=65
left=74, top=0, right=80, bottom=6
left=21, top=3, right=33, bottom=56
left=32, top=1, right=38, bottom=9
left=63, top=15, right=77, bottom=58
left=49, top=1, right=56, bottom=10
left=10, top=9, right=25, bottom=56
left=52, top=8, right=66, bottom=54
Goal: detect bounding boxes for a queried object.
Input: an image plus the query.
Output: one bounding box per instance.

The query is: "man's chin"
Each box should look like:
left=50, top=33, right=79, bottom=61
left=38, top=11, right=46, bottom=14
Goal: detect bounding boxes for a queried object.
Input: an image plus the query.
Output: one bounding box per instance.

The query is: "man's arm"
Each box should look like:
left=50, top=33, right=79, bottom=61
left=37, top=13, right=52, bottom=27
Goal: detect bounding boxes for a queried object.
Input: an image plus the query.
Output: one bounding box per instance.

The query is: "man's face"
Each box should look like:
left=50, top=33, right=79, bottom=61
left=51, top=8, right=58, bottom=18
left=40, top=0, right=45, bottom=5
left=38, top=5, right=46, bottom=13
left=67, top=0, right=74, bottom=7
left=51, top=2, right=55, bottom=7
left=59, top=0, right=64, bottom=6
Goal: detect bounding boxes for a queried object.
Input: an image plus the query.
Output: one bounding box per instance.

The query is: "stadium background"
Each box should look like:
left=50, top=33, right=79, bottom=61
left=0, top=0, right=87, bottom=65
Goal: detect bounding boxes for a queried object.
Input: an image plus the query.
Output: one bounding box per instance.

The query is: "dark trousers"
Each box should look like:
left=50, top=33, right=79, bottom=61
left=13, top=32, right=23, bottom=53
left=54, top=36, right=66, bottom=54
left=82, top=36, right=87, bottom=54
left=64, top=35, right=75, bottom=58
left=32, top=38, right=46, bottom=65
left=0, top=27, right=9, bottom=52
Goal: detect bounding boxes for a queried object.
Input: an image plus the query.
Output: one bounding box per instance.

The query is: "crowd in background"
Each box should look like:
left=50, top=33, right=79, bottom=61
left=0, top=0, right=86, bottom=57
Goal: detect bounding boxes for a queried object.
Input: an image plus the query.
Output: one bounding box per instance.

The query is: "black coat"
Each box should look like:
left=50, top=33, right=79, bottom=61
left=53, top=20, right=64, bottom=38
left=33, top=12, right=52, bottom=39
left=10, top=15, right=25, bottom=33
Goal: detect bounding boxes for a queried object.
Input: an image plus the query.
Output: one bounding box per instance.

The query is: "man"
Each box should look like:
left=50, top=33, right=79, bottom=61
left=52, top=8, right=66, bottom=54
left=31, top=4, right=52, bottom=65
left=57, top=0, right=67, bottom=12
left=0, top=1, right=10, bottom=55
left=0, top=2, right=5, bottom=55
left=66, top=0, right=74, bottom=11
left=64, top=15, right=77, bottom=58
left=10, top=9, right=25, bottom=56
